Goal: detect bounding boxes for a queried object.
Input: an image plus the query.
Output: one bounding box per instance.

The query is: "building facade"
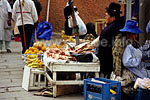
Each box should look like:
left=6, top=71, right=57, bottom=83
left=39, top=0, right=122, bottom=32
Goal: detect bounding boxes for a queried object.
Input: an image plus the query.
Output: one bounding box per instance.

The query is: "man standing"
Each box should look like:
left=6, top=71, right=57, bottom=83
left=12, top=0, right=38, bottom=54
left=98, top=2, right=125, bottom=78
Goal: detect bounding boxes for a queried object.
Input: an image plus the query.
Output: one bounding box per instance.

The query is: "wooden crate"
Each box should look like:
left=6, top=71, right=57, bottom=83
left=22, top=66, right=46, bottom=91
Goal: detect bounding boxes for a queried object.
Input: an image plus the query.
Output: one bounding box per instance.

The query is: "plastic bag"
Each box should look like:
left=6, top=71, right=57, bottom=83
left=134, top=78, right=150, bottom=89
left=70, top=52, right=93, bottom=62
left=73, top=12, right=87, bottom=35
left=36, top=21, right=53, bottom=40
left=70, top=52, right=98, bottom=62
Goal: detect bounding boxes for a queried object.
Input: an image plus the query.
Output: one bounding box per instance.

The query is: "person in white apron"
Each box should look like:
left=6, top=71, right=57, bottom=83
left=12, top=0, right=38, bottom=54
left=0, top=0, right=12, bottom=53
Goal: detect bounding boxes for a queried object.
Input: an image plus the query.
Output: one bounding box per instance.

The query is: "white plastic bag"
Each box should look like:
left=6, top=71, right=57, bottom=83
left=122, top=44, right=142, bottom=67
left=134, top=78, right=150, bottom=89
left=74, top=12, right=87, bottom=35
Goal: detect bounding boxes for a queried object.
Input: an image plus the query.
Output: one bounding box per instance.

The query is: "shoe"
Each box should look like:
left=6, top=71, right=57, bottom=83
left=7, top=49, right=11, bottom=53
left=21, top=54, right=24, bottom=60
left=0, top=50, right=2, bottom=54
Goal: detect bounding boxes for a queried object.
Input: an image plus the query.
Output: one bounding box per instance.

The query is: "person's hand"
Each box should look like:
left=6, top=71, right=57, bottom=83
left=7, top=19, right=11, bottom=26
left=85, top=43, right=93, bottom=49
left=34, top=21, right=39, bottom=28
left=8, top=12, right=12, bottom=26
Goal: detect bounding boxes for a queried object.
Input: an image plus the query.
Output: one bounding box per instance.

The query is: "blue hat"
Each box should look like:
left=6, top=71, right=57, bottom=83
left=120, top=20, right=142, bottom=34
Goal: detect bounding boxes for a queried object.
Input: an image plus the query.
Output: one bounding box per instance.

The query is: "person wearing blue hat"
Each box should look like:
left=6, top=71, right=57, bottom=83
left=110, top=20, right=142, bottom=100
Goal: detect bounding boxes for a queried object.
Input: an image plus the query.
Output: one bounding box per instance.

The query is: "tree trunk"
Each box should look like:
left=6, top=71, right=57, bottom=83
left=139, top=0, right=150, bottom=45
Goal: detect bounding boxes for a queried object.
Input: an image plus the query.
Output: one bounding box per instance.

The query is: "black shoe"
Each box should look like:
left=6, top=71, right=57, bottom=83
left=7, top=49, right=11, bottom=53
left=0, top=50, right=2, bottom=54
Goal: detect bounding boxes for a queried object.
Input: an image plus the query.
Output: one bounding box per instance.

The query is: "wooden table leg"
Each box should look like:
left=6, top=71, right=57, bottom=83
left=53, top=72, right=57, bottom=97
left=46, top=67, right=48, bottom=87
left=95, top=22, right=98, bottom=34
left=95, top=72, right=99, bottom=78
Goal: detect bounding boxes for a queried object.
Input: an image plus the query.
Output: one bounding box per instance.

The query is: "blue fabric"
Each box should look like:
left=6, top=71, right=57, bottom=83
left=36, top=21, right=53, bottom=40
left=140, top=40, right=150, bottom=60
left=126, top=62, right=150, bottom=79
left=146, top=21, right=150, bottom=34
left=120, top=20, right=142, bottom=34
left=30, top=30, right=35, bottom=47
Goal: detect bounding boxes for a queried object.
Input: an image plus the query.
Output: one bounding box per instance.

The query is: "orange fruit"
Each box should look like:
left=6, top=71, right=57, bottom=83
left=41, top=46, right=46, bottom=51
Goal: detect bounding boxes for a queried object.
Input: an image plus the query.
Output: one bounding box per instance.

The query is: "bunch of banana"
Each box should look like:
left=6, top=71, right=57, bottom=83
left=26, top=59, right=44, bottom=69
left=25, top=54, right=44, bottom=69
left=26, top=54, right=38, bottom=59
left=27, top=62, right=42, bottom=68
left=26, top=58, right=38, bottom=65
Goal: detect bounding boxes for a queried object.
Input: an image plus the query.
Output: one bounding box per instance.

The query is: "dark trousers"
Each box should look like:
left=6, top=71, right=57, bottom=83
left=99, top=54, right=113, bottom=79
left=18, top=24, right=34, bottom=54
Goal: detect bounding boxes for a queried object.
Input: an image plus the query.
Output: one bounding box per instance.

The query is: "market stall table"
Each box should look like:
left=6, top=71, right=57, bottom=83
left=43, top=54, right=100, bottom=97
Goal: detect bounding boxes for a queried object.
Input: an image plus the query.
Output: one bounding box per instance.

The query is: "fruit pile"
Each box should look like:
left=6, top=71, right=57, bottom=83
left=24, top=47, right=43, bottom=54
left=49, top=43, right=61, bottom=48
left=61, top=30, right=75, bottom=42
left=24, top=41, right=46, bottom=69
left=33, top=41, right=46, bottom=51
left=24, top=41, right=46, bottom=54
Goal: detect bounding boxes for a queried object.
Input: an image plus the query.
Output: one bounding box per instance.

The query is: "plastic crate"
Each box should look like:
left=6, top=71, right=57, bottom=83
left=84, top=78, right=121, bottom=100
left=134, top=88, right=150, bottom=100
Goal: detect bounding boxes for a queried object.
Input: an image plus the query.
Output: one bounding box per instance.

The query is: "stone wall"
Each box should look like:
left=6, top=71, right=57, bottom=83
left=39, top=0, right=123, bottom=32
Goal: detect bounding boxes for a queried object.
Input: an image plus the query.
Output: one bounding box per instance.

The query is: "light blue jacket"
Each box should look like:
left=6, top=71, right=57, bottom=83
left=123, top=44, right=150, bottom=78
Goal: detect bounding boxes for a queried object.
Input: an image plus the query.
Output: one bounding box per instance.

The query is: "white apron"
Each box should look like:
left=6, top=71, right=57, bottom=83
left=0, top=0, right=12, bottom=41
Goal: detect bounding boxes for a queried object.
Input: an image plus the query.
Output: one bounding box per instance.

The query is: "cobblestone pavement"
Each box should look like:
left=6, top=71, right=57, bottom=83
left=0, top=33, right=83, bottom=100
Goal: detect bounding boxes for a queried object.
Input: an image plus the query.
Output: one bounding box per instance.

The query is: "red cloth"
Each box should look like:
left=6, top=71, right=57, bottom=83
left=14, top=36, right=21, bottom=42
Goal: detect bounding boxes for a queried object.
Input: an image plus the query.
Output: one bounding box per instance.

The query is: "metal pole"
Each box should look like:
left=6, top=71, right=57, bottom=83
left=126, top=0, right=132, bottom=20
left=46, top=0, right=50, bottom=22
left=139, top=0, right=150, bottom=45
left=18, top=0, right=27, bottom=49
left=69, top=0, right=80, bottom=45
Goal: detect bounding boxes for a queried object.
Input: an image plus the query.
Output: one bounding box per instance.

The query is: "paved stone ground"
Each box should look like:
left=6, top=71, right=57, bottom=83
left=0, top=33, right=83, bottom=100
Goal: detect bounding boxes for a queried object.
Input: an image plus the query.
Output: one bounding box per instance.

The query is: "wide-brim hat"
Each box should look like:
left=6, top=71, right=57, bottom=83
left=105, top=2, right=122, bottom=16
left=120, top=20, right=142, bottom=34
